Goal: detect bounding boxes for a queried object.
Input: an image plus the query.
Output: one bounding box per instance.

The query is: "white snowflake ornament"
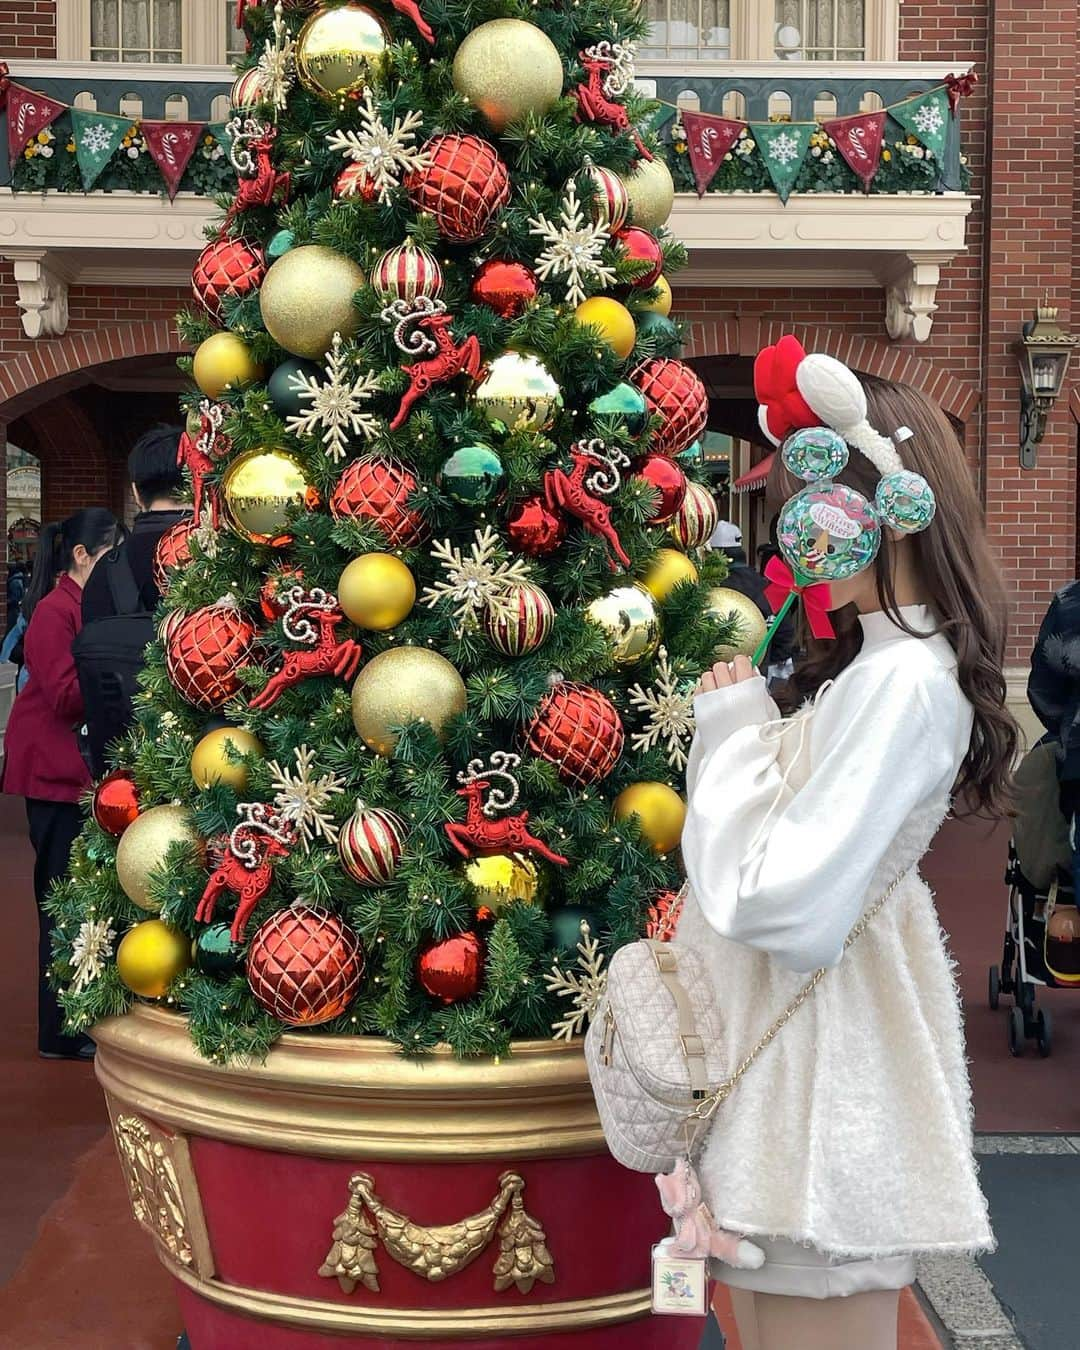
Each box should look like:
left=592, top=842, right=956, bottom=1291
left=268, top=744, right=347, bottom=850
left=257, top=2, right=296, bottom=115
left=421, top=526, right=533, bottom=634
left=626, top=647, right=696, bottom=771
left=529, top=181, right=618, bottom=308
left=545, top=921, right=607, bottom=1040
left=284, top=332, right=382, bottom=462
left=69, top=917, right=116, bottom=993
left=325, top=91, right=428, bottom=204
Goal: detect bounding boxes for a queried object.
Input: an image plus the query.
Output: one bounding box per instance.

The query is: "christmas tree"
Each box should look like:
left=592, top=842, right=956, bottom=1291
left=49, top=0, right=735, bottom=1062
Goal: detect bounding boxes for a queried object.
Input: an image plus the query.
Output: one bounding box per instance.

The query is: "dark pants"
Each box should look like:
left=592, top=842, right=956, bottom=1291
left=25, top=798, right=88, bottom=1055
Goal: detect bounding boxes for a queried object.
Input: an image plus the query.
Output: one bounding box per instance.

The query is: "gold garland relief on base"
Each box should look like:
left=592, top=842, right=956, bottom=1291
left=114, top=1114, right=193, bottom=1267
left=319, top=1170, right=555, bottom=1295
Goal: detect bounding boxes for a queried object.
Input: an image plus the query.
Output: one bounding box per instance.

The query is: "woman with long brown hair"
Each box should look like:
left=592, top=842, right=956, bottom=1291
left=679, top=340, right=1016, bottom=1350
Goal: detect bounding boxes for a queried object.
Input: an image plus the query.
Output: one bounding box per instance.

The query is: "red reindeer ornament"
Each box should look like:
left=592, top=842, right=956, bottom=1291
left=196, top=803, right=297, bottom=942
left=445, top=752, right=568, bottom=866
left=178, top=399, right=230, bottom=529
left=223, top=116, right=290, bottom=228
left=385, top=299, right=484, bottom=431
left=542, top=440, right=631, bottom=572
left=250, top=588, right=362, bottom=712
left=573, top=42, right=652, bottom=160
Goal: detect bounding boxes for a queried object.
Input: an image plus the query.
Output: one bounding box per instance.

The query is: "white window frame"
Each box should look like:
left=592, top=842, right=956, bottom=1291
left=640, top=0, right=899, bottom=63
left=57, top=0, right=242, bottom=66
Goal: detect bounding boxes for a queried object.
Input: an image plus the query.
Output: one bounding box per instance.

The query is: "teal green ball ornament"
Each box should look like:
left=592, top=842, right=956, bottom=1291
left=194, top=922, right=245, bottom=977
left=636, top=311, right=680, bottom=345
left=677, top=439, right=703, bottom=464
left=268, top=357, right=323, bottom=420
left=437, top=444, right=506, bottom=507
left=267, top=228, right=295, bottom=261
left=550, top=905, right=593, bottom=951
left=589, top=382, right=648, bottom=434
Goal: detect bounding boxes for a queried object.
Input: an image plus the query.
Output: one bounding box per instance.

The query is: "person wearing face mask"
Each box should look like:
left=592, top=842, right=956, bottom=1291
left=3, top=508, right=123, bottom=1059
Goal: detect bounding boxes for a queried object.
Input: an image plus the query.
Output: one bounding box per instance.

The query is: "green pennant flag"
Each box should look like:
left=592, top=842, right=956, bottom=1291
left=890, top=87, right=949, bottom=158
left=70, top=108, right=129, bottom=189
left=641, top=103, right=677, bottom=139
left=749, top=122, right=813, bottom=204
left=208, top=120, right=234, bottom=161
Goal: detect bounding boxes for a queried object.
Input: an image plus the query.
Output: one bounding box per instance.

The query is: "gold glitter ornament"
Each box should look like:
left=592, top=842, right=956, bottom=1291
left=463, top=852, right=547, bottom=914
left=351, top=647, right=467, bottom=756
left=116, top=919, right=192, bottom=999
left=613, top=781, right=686, bottom=855
left=641, top=547, right=699, bottom=602
left=472, top=351, right=563, bottom=435
left=258, top=244, right=365, bottom=360
left=190, top=727, right=263, bottom=791
left=337, top=553, right=416, bottom=630
left=452, top=20, right=564, bottom=134
left=585, top=584, right=661, bottom=667
left=295, top=2, right=389, bottom=102
left=622, top=157, right=676, bottom=233
left=221, top=447, right=313, bottom=547
left=706, top=587, right=769, bottom=661
left=115, top=804, right=199, bottom=912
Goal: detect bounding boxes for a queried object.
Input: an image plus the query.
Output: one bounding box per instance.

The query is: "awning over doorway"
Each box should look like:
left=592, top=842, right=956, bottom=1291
left=731, top=451, right=775, bottom=494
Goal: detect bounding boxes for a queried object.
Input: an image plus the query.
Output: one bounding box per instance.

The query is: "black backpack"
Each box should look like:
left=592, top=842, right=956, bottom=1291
left=72, top=549, right=156, bottom=779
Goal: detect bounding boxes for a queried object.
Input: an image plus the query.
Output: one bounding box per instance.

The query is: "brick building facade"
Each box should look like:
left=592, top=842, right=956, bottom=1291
left=0, top=0, right=1078, bottom=714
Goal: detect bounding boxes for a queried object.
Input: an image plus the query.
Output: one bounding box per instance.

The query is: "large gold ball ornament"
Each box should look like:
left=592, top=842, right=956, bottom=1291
left=351, top=648, right=467, bottom=756
left=638, top=274, right=672, bottom=318
left=258, top=245, right=365, bottom=359
left=706, top=587, right=769, bottom=661
left=585, top=585, right=661, bottom=667
left=295, top=2, right=389, bottom=102
left=190, top=726, right=263, bottom=791
left=115, top=804, right=199, bottom=912
left=473, top=351, right=563, bottom=435
left=337, top=554, right=416, bottom=630
left=116, top=919, right=192, bottom=999
left=641, top=547, right=700, bottom=602
left=192, top=332, right=264, bottom=400
left=614, top=781, right=686, bottom=855
left=575, top=297, right=637, bottom=360
left=452, top=20, right=564, bottom=134
left=622, top=157, right=676, bottom=233
left=463, top=852, right=546, bottom=915
left=221, top=447, right=313, bottom=547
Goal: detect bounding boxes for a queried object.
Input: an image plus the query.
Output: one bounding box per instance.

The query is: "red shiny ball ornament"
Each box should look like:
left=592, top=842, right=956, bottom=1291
left=165, top=604, right=256, bottom=711
left=506, top=496, right=567, bottom=556
left=333, top=162, right=378, bottom=203
left=417, top=931, right=484, bottom=1005
left=191, top=237, right=266, bottom=321
left=633, top=453, right=687, bottom=523
left=246, top=906, right=363, bottom=1027
left=615, top=226, right=664, bottom=288
left=260, top=567, right=305, bottom=621
left=630, top=358, right=709, bottom=458
left=526, top=682, right=625, bottom=787
left=470, top=259, right=539, bottom=319
left=152, top=518, right=198, bottom=593
left=92, top=769, right=140, bottom=837
left=405, top=134, right=510, bottom=242
left=330, top=456, right=428, bottom=548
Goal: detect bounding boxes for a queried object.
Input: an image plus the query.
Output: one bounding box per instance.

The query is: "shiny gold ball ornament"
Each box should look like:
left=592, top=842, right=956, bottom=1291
left=463, top=852, right=546, bottom=915
left=452, top=20, right=564, bottom=134
left=258, top=245, right=365, bottom=360
left=115, top=804, right=199, bottom=912
left=295, top=2, right=389, bottom=102
left=337, top=553, right=416, bottom=630
left=575, top=297, right=637, bottom=360
left=585, top=585, right=661, bottom=667
left=190, top=727, right=263, bottom=791
left=221, top=447, right=313, bottom=548
left=638, top=274, right=672, bottom=318
left=192, top=332, right=264, bottom=400
left=706, top=587, right=769, bottom=661
left=613, top=781, right=686, bottom=856
left=116, top=919, right=192, bottom=999
left=622, top=157, right=676, bottom=233
left=641, top=548, right=700, bottom=603
left=472, top=351, right=563, bottom=435
left=351, top=647, right=467, bottom=756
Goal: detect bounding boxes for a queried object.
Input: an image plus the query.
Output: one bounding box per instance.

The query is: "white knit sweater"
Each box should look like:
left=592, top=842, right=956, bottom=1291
left=679, top=605, right=994, bottom=1259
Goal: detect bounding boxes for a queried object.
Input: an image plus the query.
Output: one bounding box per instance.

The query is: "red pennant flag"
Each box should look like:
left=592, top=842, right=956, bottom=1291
left=823, top=111, right=885, bottom=191
left=682, top=111, right=745, bottom=197
left=6, top=83, right=67, bottom=165
left=0, top=63, right=11, bottom=114
left=141, top=121, right=203, bottom=199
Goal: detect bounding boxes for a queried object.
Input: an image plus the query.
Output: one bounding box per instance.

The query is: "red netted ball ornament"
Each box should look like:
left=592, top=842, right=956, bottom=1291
left=165, top=603, right=256, bottom=710
left=526, top=682, right=625, bottom=787
left=92, top=769, right=140, bottom=837
left=506, top=496, right=567, bottom=556
left=152, top=518, right=198, bottom=593
left=333, top=162, right=378, bottom=203
left=631, top=358, right=709, bottom=458
left=614, top=226, right=664, bottom=288
left=645, top=889, right=685, bottom=942
left=418, top=931, right=484, bottom=1005
left=633, top=453, right=687, bottom=524
left=246, top=906, right=363, bottom=1027
left=470, top=259, right=539, bottom=319
left=330, top=456, right=428, bottom=548
left=484, top=582, right=555, bottom=657
left=260, top=566, right=305, bottom=621
left=371, top=240, right=444, bottom=304
left=669, top=480, right=719, bottom=551
left=406, top=134, right=510, bottom=242
left=338, top=801, right=408, bottom=888
left=192, top=236, right=266, bottom=321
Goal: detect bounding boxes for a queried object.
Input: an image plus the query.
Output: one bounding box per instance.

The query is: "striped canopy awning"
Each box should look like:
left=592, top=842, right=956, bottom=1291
left=731, top=451, right=775, bottom=494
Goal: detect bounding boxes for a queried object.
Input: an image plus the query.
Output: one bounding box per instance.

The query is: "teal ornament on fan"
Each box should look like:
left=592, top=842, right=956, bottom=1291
left=194, top=922, right=245, bottom=977
left=268, top=357, right=323, bottom=420
left=588, top=382, right=648, bottom=434
left=549, top=905, right=594, bottom=951
left=266, top=228, right=296, bottom=262
left=437, top=444, right=506, bottom=507
left=635, top=311, right=680, bottom=346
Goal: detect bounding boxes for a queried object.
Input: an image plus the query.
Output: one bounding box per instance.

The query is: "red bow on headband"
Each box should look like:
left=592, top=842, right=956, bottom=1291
left=753, top=336, right=817, bottom=445
left=764, top=557, right=835, bottom=641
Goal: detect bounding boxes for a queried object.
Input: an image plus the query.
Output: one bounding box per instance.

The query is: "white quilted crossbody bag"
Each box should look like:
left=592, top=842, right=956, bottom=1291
left=584, top=875, right=904, bottom=1173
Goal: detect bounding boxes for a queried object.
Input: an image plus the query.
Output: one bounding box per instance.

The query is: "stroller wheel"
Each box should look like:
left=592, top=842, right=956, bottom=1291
left=988, top=966, right=1001, bottom=1011
left=1008, top=1006, right=1026, bottom=1057
left=1036, top=1008, right=1052, bottom=1058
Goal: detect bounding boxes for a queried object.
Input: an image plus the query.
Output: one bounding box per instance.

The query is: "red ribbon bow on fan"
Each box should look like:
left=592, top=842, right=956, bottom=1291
left=764, top=556, right=835, bottom=641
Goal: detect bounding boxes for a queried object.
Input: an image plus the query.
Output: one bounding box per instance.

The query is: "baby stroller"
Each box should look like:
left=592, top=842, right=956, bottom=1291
left=989, top=740, right=1078, bottom=1057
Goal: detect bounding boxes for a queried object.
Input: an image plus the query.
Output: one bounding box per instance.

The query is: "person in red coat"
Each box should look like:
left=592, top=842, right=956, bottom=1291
left=3, top=509, right=122, bottom=1058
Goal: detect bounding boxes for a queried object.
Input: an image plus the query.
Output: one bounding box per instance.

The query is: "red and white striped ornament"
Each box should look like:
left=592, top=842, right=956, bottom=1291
left=338, top=801, right=408, bottom=887
left=483, top=582, right=555, bottom=657
left=371, top=240, right=444, bottom=305
left=230, top=67, right=265, bottom=110
left=668, top=480, right=719, bottom=550
left=583, top=163, right=630, bottom=233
